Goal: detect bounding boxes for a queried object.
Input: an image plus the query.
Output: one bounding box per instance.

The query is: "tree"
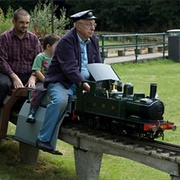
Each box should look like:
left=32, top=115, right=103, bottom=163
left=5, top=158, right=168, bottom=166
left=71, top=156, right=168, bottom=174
left=0, top=0, right=180, bottom=33
left=29, top=0, right=70, bottom=38
left=61, top=0, right=180, bottom=32
left=149, top=0, right=180, bottom=31
left=0, top=0, right=37, bottom=14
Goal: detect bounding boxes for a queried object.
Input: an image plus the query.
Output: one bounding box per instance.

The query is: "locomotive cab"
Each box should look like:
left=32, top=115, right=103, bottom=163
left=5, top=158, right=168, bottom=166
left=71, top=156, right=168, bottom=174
left=87, top=63, right=123, bottom=98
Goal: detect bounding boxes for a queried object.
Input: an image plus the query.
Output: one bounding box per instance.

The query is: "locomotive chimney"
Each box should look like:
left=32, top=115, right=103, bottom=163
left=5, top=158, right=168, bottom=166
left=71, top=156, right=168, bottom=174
left=150, top=83, right=157, bottom=99
left=123, top=83, right=133, bottom=97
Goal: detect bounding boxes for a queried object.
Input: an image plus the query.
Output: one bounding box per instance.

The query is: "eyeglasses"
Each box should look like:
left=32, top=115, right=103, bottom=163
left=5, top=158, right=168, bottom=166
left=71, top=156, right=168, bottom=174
left=78, top=22, right=97, bottom=28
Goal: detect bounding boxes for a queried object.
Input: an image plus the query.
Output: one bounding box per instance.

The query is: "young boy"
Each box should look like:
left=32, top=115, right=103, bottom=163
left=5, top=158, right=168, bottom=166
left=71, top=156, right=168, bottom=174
left=26, top=34, right=60, bottom=123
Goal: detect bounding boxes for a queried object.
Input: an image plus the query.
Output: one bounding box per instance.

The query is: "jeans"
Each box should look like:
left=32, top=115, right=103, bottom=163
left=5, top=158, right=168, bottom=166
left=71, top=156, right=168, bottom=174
left=37, top=82, right=76, bottom=142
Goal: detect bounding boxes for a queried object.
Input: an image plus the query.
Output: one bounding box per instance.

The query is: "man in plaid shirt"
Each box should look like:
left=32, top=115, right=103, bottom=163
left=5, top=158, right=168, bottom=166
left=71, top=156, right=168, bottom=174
left=0, top=8, right=42, bottom=107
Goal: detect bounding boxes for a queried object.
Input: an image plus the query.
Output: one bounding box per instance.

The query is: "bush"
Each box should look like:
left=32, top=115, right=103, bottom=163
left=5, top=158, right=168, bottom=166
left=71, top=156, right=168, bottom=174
left=29, top=0, right=70, bottom=38
left=0, top=6, right=14, bottom=34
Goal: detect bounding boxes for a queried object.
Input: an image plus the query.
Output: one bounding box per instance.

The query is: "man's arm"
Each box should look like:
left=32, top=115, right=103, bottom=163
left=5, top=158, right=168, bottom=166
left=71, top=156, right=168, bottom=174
left=79, top=82, right=90, bottom=93
left=10, top=73, right=24, bottom=89
left=0, top=35, right=14, bottom=75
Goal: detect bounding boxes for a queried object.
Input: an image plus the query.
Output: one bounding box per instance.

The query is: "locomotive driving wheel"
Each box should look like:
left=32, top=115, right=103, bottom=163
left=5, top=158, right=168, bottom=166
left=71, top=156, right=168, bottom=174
left=109, top=120, right=124, bottom=135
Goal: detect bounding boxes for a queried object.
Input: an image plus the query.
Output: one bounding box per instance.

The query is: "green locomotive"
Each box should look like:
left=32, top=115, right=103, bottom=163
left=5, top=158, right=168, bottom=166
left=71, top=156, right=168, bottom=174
left=75, top=64, right=176, bottom=139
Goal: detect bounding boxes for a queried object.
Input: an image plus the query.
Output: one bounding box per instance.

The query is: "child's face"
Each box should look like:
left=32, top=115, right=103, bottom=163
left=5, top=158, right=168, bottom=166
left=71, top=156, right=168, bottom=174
left=49, top=41, right=58, bottom=56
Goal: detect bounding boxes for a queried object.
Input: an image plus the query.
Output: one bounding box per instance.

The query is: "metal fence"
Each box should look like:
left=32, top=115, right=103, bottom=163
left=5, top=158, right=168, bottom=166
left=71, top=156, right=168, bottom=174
left=101, top=33, right=167, bottom=63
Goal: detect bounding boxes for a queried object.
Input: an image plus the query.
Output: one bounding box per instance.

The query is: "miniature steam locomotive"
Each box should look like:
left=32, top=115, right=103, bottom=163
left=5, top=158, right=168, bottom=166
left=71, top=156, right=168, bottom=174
left=74, top=63, right=176, bottom=140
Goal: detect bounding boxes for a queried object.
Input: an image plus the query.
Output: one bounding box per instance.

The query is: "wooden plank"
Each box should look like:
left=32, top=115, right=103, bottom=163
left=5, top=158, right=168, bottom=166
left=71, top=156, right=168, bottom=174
left=0, top=88, right=28, bottom=139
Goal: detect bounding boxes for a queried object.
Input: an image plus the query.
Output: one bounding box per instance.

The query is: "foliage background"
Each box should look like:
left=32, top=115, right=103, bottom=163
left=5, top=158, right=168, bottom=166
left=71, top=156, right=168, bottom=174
left=0, top=1, right=70, bottom=38
left=0, top=0, right=180, bottom=33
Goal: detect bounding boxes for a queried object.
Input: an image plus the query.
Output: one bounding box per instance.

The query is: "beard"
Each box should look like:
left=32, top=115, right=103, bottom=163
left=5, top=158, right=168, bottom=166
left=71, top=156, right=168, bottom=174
left=19, top=27, right=27, bottom=33
left=14, top=27, right=28, bottom=38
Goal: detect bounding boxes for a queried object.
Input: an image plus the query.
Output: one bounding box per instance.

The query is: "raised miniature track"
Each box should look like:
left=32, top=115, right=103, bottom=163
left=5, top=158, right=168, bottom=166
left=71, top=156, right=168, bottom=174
left=61, top=122, right=180, bottom=158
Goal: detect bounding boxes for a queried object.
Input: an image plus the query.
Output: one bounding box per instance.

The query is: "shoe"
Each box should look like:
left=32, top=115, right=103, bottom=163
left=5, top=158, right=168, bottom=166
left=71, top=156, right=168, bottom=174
left=36, top=139, right=53, bottom=152
left=26, top=108, right=37, bottom=123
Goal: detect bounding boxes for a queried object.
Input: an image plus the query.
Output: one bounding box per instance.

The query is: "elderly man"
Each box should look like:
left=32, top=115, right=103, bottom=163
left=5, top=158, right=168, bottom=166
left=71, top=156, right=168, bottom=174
left=0, top=8, right=42, bottom=107
left=36, top=10, right=102, bottom=152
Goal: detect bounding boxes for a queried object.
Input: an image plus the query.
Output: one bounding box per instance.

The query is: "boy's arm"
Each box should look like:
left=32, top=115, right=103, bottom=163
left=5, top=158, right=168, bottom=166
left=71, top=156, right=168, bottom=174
left=35, top=70, right=45, bottom=82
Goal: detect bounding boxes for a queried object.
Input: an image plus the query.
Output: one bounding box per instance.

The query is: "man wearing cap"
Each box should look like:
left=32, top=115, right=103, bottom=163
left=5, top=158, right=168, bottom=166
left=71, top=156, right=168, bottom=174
left=36, top=10, right=102, bottom=152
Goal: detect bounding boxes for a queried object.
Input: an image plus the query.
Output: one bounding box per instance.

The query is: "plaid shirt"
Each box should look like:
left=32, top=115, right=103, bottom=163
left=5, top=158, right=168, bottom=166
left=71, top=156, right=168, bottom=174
left=0, top=28, right=42, bottom=75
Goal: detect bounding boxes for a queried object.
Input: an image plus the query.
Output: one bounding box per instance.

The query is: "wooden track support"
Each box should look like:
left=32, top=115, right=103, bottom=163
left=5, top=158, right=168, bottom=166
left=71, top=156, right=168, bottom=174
left=0, top=88, right=28, bottom=139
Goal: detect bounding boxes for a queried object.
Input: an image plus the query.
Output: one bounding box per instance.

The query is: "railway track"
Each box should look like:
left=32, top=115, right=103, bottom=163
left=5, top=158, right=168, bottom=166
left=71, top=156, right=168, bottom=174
left=143, top=140, right=180, bottom=156
left=62, top=122, right=180, bottom=158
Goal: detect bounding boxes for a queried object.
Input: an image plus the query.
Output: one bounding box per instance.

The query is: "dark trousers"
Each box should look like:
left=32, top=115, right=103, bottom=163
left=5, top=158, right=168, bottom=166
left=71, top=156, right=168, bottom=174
left=0, top=72, right=31, bottom=107
left=30, top=82, right=47, bottom=109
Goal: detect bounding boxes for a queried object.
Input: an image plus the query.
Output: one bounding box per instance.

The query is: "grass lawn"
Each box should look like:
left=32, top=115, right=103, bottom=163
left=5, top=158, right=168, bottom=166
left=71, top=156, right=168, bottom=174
left=0, top=58, right=179, bottom=180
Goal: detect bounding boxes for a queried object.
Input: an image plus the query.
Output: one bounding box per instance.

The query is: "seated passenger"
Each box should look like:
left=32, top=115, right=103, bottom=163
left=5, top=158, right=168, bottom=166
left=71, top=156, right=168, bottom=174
left=26, top=34, right=60, bottom=123
left=0, top=8, right=42, bottom=107
left=36, top=10, right=102, bottom=152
